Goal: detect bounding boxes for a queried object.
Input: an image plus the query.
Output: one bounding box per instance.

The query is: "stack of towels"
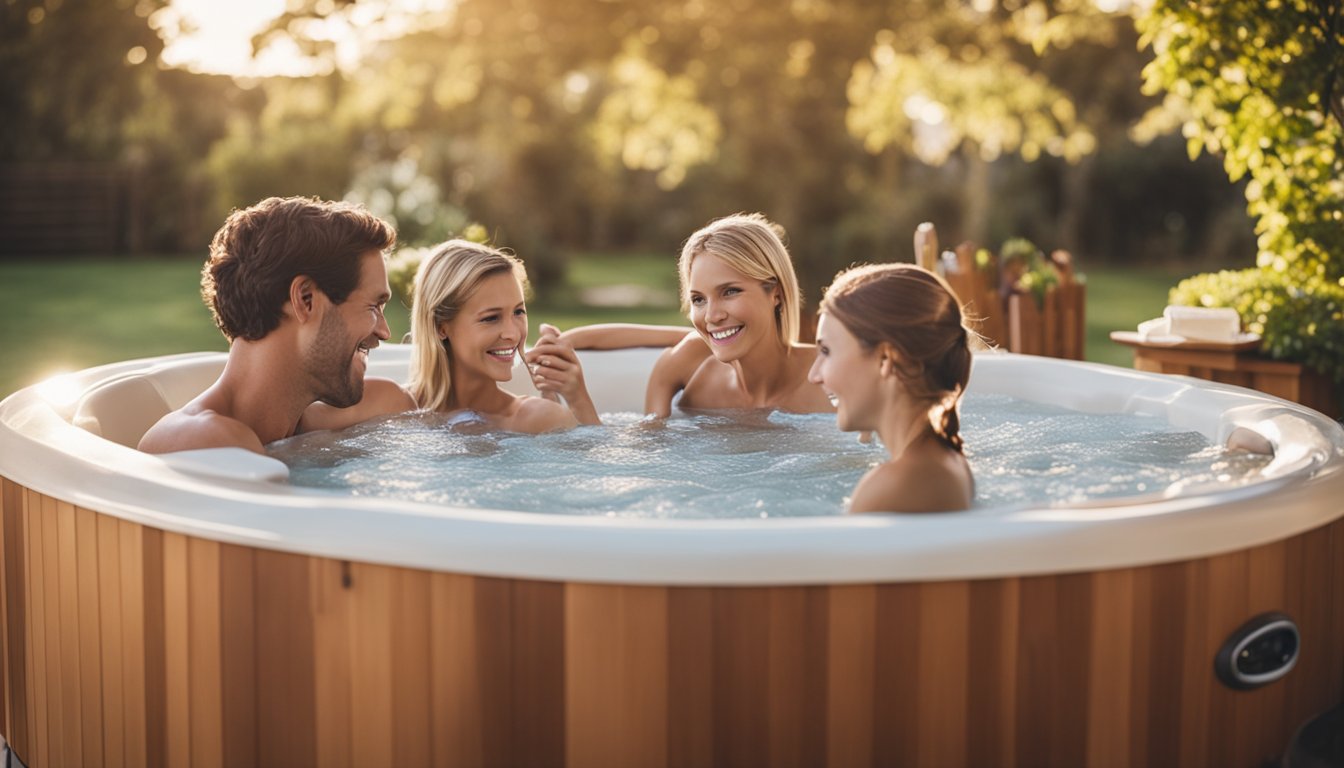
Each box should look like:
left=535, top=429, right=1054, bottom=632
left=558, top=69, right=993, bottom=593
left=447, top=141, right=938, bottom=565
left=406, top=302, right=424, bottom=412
left=1138, top=306, right=1243, bottom=344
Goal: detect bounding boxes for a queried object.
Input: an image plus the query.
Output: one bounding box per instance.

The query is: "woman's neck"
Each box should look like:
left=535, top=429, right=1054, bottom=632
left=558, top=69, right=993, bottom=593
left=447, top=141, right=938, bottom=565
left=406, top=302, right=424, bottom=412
left=729, top=340, right=797, bottom=405
left=444, top=369, right=515, bottom=415
left=874, top=397, right=939, bottom=461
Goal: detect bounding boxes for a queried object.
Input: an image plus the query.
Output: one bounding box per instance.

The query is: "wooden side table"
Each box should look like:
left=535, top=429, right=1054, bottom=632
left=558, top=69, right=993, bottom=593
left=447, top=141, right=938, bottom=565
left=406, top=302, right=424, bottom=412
left=1110, top=331, right=1340, bottom=418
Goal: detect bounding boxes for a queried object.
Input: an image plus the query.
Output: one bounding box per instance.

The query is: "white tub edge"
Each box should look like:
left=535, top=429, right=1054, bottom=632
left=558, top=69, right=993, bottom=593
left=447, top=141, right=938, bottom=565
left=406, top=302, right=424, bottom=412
left=2, top=346, right=1342, bottom=585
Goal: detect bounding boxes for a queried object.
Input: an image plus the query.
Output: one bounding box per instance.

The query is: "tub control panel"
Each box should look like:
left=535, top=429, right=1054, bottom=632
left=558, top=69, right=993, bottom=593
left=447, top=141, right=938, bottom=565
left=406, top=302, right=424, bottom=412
left=1215, top=612, right=1300, bottom=690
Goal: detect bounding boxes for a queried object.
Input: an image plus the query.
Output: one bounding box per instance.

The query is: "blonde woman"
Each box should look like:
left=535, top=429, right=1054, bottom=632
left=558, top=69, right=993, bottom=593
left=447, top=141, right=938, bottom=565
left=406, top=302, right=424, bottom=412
left=555, top=213, right=833, bottom=418
left=300, top=240, right=597, bottom=433
left=809, top=263, right=975, bottom=513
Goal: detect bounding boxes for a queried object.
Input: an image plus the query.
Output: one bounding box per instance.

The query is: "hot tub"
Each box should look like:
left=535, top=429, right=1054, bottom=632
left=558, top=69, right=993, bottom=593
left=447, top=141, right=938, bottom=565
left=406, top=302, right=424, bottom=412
left=1, top=345, right=1341, bottom=767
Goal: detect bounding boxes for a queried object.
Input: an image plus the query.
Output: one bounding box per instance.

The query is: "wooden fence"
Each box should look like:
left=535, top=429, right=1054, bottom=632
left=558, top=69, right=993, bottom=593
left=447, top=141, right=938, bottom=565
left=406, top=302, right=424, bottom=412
left=0, top=164, right=140, bottom=256
left=916, top=224, right=1085, bottom=360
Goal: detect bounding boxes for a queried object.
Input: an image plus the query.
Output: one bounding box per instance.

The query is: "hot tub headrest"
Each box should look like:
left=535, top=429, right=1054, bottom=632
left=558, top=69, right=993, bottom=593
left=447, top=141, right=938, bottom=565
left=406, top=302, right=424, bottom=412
left=72, top=358, right=224, bottom=448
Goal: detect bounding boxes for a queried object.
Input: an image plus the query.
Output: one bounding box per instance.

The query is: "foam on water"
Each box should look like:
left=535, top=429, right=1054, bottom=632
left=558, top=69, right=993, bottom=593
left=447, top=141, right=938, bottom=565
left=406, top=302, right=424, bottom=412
left=268, top=393, right=1272, bottom=518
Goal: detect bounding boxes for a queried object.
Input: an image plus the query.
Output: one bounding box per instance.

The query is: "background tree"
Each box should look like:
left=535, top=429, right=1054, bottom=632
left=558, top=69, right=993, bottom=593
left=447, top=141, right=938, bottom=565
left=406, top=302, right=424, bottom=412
left=1140, top=0, right=1344, bottom=389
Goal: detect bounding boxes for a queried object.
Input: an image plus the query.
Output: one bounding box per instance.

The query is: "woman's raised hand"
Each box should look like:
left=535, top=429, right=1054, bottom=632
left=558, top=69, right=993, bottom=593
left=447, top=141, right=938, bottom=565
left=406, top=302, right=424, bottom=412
left=526, top=323, right=600, bottom=425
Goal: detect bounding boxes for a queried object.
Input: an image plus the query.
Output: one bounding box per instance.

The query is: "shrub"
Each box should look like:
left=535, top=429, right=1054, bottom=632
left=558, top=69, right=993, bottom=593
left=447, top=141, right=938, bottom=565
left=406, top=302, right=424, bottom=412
left=385, top=224, right=490, bottom=309
left=1169, top=268, right=1344, bottom=388
left=995, top=238, right=1062, bottom=308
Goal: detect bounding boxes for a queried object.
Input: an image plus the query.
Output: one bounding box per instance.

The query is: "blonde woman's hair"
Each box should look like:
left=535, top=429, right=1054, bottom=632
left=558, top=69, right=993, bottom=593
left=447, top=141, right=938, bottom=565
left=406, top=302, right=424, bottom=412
left=677, top=213, right=803, bottom=347
left=406, top=240, right=528, bottom=412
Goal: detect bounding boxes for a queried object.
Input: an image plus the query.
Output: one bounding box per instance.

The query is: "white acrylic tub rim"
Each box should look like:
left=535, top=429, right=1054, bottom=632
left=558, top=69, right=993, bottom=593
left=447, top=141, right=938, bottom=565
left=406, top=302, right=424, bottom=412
left=1, top=344, right=1341, bottom=586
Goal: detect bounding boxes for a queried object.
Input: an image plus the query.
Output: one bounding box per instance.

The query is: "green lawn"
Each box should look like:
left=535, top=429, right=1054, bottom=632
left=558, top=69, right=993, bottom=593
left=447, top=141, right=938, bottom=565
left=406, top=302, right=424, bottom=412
left=1080, top=265, right=1196, bottom=368
left=0, top=255, right=1198, bottom=398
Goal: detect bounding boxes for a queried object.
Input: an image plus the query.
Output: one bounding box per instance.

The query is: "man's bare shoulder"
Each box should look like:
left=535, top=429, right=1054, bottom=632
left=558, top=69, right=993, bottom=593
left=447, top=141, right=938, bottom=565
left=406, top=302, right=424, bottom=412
left=138, top=407, right=265, bottom=455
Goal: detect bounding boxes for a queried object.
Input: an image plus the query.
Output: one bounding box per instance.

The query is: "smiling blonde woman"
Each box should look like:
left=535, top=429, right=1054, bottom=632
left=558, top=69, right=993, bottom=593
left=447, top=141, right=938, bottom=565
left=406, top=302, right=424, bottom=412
left=555, top=213, right=833, bottom=418
left=300, top=240, right=598, bottom=434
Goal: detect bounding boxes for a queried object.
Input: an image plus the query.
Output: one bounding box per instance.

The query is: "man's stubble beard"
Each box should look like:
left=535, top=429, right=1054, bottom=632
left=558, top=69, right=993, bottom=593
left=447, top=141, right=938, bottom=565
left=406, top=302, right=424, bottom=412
left=309, top=308, right=364, bottom=408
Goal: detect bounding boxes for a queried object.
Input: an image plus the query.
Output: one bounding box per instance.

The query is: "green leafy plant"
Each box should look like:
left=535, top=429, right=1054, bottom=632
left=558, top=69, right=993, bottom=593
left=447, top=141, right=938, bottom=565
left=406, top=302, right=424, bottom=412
left=1137, top=0, right=1344, bottom=282
left=1138, top=0, right=1344, bottom=398
left=1170, top=269, right=1344, bottom=389
left=386, top=223, right=490, bottom=309
left=997, top=238, right=1061, bottom=308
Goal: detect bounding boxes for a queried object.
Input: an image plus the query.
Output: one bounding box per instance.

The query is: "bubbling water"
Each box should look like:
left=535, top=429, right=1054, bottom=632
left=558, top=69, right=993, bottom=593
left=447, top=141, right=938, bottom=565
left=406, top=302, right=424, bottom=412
left=268, top=394, right=1272, bottom=518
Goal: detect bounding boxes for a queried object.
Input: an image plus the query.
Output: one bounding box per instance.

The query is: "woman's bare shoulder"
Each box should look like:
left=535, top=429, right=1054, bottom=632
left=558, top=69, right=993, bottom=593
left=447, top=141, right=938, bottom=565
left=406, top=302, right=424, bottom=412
left=645, top=333, right=713, bottom=416
left=848, top=451, right=973, bottom=514
left=511, top=394, right=580, bottom=434
left=299, top=378, right=414, bottom=434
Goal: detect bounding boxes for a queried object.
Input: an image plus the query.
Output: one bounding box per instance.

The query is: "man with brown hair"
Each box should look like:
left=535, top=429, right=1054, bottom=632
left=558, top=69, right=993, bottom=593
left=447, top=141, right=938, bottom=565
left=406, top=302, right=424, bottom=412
left=139, top=196, right=411, bottom=454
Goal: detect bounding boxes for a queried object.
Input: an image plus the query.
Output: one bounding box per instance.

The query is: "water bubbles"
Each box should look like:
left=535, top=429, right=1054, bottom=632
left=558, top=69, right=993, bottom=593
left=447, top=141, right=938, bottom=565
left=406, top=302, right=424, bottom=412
left=269, top=393, right=1272, bottom=518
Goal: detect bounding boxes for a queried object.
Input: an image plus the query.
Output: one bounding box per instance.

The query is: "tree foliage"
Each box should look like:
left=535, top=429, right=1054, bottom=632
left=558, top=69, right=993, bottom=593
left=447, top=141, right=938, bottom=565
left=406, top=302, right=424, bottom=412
left=1, top=0, right=166, bottom=161
left=1139, top=0, right=1344, bottom=389
left=8, top=0, right=1259, bottom=294
left=1137, top=0, right=1344, bottom=283
left=222, top=0, right=1169, bottom=297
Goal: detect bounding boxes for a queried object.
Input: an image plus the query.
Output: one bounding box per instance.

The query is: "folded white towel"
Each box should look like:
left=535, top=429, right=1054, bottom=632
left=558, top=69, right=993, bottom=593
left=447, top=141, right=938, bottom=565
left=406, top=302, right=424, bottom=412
left=1164, top=306, right=1241, bottom=342
left=1136, top=306, right=1242, bottom=343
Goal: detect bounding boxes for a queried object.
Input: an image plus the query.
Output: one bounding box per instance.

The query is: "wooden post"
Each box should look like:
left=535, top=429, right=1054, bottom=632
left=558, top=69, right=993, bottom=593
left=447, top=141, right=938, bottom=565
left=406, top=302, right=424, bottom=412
left=914, top=223, right=938, bottom=272
left=1008, top=294, right=1044, bottom=356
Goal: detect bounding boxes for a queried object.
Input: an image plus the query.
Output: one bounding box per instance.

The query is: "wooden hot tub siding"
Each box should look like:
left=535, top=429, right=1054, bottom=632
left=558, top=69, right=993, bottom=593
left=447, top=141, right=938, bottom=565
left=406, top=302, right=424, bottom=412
left=2, top=477, right=1342, bottom=767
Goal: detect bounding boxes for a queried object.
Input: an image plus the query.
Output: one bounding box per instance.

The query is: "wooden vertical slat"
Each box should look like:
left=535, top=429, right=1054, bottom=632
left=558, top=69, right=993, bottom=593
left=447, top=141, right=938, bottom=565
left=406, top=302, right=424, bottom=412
left=254, top=549, right=317, bottom=767
left=473, top=576, right=515, bottom=764
left=1125, top=566, right=1153, bottom=765
left=826, top=585, right=876, bottom=768
left=142, top=526, right=167, bottom=768
left=43, top=495, right=68, bottom=766
left=96, top=513, right=125, bottom=768
left=1235, top=540, right=1288, bottom=763
left=429, top=572, right=483, bottom=767
left=1203, top=551, right=1249, bottom=768
left=712, top=588, right=770, bottom=766
left=916, top=581, right=969, bottom=768
left=1275, top=531, right=1311, bottom=742
left=666, top=587, right=714, bottom=767
left=1015, top=572, right=1093, bottom=766
left=1291, top=519, right=1338, bottom=721
left=123, top=522, right=152, bottom=768
left=393, top=569, right=432, bottom=767
left=966, top=578, right=1019, bottom=767
left=1140, top=562, right=1187, bottom=766
left=187, top=537, right=224, bottom=768
left=312, top=558, right=352, bottom=768
left=1, top=480, right=29, bottom=754
left=565, top=583, right=670, bottom=768
left=1071, top=283, right=1086, bottom=359
left=220, top=544, right=257, bottom=767
left=766, top=586, right=827, bottom=768
left=1042, top=288, right=1060, bottom=358
left=58, top=501, right=87, bottom=759
left=347, top=561, right=394, bottom=765
left=161, top=532, right=191, bottom=768
left=24, top=490, right=48, bottom=767
left=0, top=480, right=9, bottom=743
left=1331, top=522, right=1344, bottom=715
left=1086, top=568, right=1134, bottom=768
left=873, top=583, right=921, bottom=764
left=75, top=507, right=105, bottom=768
left=1176, top=560, right=1212, bottom=768
left=511, top=579, right=566, bottom=765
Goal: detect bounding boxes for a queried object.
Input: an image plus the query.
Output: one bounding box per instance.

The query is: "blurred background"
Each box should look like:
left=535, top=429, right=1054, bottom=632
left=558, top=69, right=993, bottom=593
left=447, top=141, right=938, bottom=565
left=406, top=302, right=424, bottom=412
left=4, top=0, right=1328, bottom=398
